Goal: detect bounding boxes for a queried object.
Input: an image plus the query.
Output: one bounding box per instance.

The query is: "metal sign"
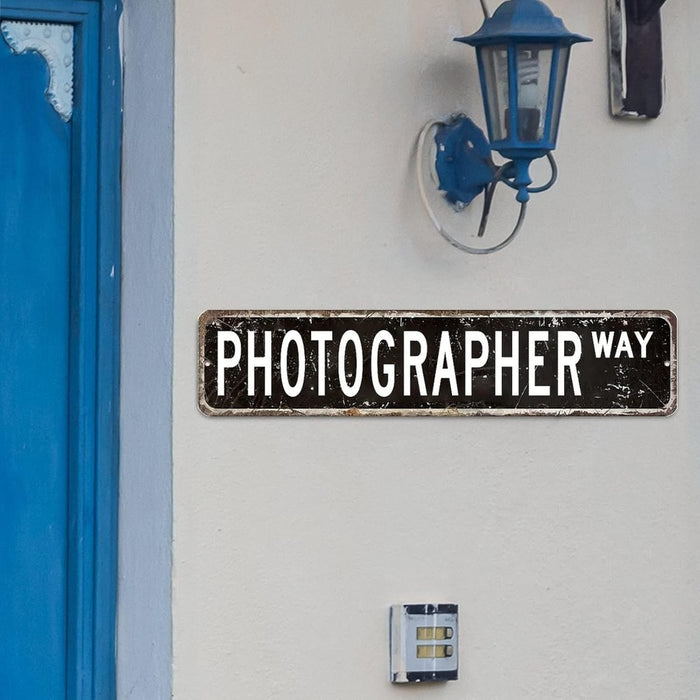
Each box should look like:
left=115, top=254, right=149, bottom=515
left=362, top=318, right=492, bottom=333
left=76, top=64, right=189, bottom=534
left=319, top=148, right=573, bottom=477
left=199, top=311, right=677, bottom=417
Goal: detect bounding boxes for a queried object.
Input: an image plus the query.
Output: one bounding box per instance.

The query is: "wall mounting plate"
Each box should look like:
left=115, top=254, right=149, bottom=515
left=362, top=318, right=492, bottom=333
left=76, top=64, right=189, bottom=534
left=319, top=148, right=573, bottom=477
left=434, top=116, right=494, bottom=207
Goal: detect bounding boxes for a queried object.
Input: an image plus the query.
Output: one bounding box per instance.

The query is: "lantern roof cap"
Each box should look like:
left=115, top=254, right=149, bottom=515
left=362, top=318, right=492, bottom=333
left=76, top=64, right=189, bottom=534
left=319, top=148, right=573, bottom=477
left=455, top=0, right=592, bottom=46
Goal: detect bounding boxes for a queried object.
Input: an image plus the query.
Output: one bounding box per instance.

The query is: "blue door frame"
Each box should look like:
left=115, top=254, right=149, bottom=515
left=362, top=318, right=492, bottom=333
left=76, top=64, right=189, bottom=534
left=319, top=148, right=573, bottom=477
left=1, top=1, right=121, bottom=697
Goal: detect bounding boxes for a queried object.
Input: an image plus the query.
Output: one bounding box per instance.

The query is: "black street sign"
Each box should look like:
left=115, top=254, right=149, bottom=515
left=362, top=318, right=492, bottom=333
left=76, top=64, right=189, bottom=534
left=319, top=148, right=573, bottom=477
left=199, top=311, right=676, bottom=416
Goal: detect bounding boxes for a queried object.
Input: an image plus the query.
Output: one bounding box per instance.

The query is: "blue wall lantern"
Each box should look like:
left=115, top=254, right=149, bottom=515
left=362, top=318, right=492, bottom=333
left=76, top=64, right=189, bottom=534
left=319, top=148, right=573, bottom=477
left=418, top=0, right=591, bottom=254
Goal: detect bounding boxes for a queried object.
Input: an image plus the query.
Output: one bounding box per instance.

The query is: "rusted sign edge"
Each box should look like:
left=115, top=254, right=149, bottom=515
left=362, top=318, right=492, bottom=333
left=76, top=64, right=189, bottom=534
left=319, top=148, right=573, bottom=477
left=198, top=310, right=677, bottom=418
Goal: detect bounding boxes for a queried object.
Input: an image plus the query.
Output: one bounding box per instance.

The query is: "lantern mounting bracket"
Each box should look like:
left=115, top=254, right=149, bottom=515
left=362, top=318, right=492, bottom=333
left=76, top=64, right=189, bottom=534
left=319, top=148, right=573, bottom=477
left=434, top=115, right=496, bottom=207
left=417, top=116, right=558, bottom=255
left=431, top=114, right=558, bottom=208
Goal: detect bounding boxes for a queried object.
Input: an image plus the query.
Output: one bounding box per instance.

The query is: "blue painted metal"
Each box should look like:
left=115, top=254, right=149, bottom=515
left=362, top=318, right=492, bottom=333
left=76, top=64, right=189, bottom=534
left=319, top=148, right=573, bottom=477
left=434, top=117, right=495, bottom=206
left=456, top=0, right=591, bottom=46
left=543, top=45, right=560, bottom=143
left=507, top=45, right=519, bottom=149
left=453, top=0, right=591, bottom=202
left=0, top=1, right=121, bottom=698
left=432, top=116, right=559, bottom=208
left=506, top=159, right=533, bottom=203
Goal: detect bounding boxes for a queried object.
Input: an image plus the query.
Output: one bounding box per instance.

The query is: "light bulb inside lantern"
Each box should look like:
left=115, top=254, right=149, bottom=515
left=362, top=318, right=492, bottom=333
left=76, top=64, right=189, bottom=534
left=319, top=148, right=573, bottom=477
left=484, top=46, right=548, bottom=143
left=516, top=47, right=545, bottom=141
left=479, top=44, right=553, bottom=145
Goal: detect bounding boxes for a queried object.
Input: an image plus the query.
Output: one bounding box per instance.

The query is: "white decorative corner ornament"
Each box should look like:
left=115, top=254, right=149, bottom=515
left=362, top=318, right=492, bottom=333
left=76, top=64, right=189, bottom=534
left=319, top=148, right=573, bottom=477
left=1, top=21, right=74, bottom=122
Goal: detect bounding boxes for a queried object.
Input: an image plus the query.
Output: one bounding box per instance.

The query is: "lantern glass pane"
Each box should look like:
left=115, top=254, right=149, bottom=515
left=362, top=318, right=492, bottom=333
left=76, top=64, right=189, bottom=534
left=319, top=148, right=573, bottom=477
left=480, top=45, right=509, bottom=142
left=549, top=46, right=570, bottom=143
left=515, top=44, right=553, bottom=142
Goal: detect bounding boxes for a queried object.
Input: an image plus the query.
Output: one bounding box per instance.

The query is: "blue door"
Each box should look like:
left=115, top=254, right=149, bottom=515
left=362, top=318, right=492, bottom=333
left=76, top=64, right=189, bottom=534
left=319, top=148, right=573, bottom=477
left=0, top=2, right=121, bottom=698
left=0, top=20, right=72, bottom=699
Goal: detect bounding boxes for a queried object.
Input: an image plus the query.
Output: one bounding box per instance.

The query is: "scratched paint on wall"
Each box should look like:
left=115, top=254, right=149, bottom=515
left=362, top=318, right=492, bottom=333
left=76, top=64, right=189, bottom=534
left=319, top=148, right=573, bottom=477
left=199, top=311, right=676, bottom=416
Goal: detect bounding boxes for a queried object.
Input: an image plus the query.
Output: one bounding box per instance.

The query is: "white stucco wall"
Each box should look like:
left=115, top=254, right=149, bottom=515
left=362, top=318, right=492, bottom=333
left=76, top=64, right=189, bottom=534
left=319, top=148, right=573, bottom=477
left=173, top=1, right=700, bottom=697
